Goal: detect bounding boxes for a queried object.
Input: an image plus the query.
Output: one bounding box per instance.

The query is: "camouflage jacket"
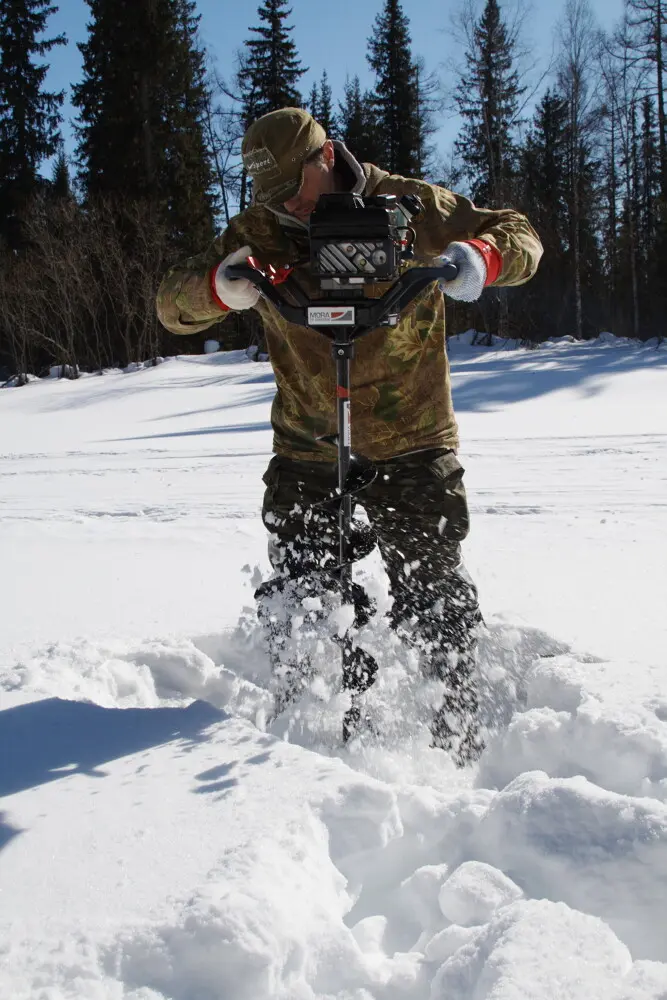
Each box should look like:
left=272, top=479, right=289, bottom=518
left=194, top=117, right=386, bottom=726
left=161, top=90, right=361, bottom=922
left=156, top=143, right=543, bottom=462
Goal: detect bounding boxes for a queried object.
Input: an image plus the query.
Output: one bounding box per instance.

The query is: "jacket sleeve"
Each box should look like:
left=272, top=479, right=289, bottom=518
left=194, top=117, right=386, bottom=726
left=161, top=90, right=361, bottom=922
left=156, top=221, right=249, bottom=336
left=376, top=176, right=543, bottom=288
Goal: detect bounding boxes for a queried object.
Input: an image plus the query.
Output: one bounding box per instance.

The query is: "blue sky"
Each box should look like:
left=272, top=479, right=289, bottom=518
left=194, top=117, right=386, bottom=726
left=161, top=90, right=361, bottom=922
left=46, top=0, right=624, bottom=170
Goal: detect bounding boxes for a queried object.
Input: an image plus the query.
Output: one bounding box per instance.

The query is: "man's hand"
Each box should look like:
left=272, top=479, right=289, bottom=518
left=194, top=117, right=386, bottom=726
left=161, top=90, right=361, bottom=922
left=210, top=245, right=261, bottom=312
left=438, top=240, right=502, bottom=302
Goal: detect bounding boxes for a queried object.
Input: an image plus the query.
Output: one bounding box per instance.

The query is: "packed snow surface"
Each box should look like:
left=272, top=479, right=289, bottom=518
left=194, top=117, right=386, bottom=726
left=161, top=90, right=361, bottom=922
left=1, top=332, right=667, bottom=999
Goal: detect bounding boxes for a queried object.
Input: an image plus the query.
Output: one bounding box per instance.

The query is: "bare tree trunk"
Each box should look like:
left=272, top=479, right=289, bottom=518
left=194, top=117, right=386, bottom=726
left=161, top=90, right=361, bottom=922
left=626, top=151, right=641, bottom=339
left=600, top=13, right=649, bottom=338
left=203, top=95, right=231, bottom=225
left=572, top=143, right=583, bottom=339
left=495, top=288, right=508, bottom=339
left=608, top=110, right=618, bottom=322
left=630, top=106, right=641, bottom=337
left=558, top=0, right=600, bottom=340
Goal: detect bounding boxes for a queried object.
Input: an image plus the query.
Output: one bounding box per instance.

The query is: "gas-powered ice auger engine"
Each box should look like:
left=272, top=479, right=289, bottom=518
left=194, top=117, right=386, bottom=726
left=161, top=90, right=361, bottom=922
left=309, top=191, right=423, bottom=282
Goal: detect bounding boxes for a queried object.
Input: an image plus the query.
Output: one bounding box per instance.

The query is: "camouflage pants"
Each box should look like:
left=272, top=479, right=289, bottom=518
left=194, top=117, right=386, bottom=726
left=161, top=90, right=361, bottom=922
left=257, top=447, right=483, bottom=764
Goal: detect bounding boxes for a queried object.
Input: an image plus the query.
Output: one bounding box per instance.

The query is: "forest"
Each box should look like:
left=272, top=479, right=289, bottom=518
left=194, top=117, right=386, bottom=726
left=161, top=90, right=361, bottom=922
left=0, top=0, right=665, bottom=382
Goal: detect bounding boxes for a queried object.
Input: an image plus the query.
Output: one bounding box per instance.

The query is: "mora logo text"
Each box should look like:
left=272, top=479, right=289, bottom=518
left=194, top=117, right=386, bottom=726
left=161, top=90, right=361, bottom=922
left=306, top=307, right=356, bottom=325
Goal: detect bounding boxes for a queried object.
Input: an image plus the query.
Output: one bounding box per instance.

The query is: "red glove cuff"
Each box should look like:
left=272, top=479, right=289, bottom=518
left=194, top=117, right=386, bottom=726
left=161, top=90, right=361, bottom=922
left=465, top=240, right=503, bottom=285
left=209, top=264, right=230, bottom=312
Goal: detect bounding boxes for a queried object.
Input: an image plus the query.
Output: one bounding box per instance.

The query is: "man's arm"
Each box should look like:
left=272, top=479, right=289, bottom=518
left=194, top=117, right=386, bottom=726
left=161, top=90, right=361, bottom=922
left=156, top=233, right=236, bottom=336
left=156, top=208, right=278, bottom=336
left=376, top=176, right=543, bottom=288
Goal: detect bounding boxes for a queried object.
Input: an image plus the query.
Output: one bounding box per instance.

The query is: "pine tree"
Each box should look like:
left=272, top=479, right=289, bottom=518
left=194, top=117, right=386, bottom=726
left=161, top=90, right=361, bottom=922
left=307, top=72, right=335, bottom=135
left=454, top=0, right=523, bottom=207
left=601, top=13, right=652, bottom=338
left=616, top=93, right=662, bottom=337
left=602, top=103, right=620, bottom=319
left=338, top=75, right=384, bottom=163
left=453, top=0, right=524, bottom=338
left=522, top=91, right=569, bottom=251
left=50, top=146, right=72, bottom=201
left=308, top=80, right=319, bottom=119
left=639, top=94, right=660, bottom=251
left=240, top=0, right=307, bottom=124
left=317, top=70, right=336, bottom=137
left=626, top=0, right=666, bottom=202
left=641, top=92, right=667, bottom=332
left=557, top=0, right=603, bottom=339
left=237, top=0, right=306, bottom=208
left=519, top=90, right=571, bottom=338
left=367, top=0, right=421, bottom=174
left=626, top=0, right=667, bottom=335
left=73, top=0, right=214, bottom=252
left=0, top=0, right=65, bottom=249
left=413, top=58, right=439, bottom=177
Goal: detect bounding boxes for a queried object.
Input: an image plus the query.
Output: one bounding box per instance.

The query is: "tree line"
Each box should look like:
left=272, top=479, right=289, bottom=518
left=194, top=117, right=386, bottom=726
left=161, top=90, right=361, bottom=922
left=0, top=0, right=665, bottom=384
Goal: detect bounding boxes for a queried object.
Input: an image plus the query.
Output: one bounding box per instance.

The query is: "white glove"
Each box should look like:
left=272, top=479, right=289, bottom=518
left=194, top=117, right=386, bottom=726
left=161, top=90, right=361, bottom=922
left=212, top=245, right=261, bottom=310
left=438, top=241, right=488, bottom=302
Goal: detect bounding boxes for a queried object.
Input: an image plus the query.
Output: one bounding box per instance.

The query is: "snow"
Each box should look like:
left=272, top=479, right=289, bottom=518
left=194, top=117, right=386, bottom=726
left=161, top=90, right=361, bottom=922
left=1, top=334, right=667, bottom=999
left=436, top=861, right=523, bottom=927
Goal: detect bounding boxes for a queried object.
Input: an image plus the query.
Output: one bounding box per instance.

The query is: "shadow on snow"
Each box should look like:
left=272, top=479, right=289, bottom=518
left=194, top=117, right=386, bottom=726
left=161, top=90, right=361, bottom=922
left=449, top=340, right=667, bottom=413
left=0, top=697, right=225, bottom=801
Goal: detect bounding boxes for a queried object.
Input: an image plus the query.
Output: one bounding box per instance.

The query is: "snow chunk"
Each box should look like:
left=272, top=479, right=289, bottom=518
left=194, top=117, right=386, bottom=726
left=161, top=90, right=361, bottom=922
left=350, top=914, right=388, bottom=956
left=432, top=899, right=632, bottom=1000
left=317, top=779, right=402, bottom=872
left=398, top=863, right=450, bottom=932
left=128, top=640, right=219, bottom=700
left=470, top=771, right=667, bottom=960
left=438, top=861, right=523, bottom=927
left=425, top=924, right=479, bottom=964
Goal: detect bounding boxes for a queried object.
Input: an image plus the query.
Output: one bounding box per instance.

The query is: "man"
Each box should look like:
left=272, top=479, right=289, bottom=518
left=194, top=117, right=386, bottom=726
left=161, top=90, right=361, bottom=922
left=157, top=108, right=542, bottom=765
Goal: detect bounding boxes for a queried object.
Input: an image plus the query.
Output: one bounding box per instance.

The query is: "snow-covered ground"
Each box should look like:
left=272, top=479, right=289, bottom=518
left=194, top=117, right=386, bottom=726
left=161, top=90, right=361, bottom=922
left=1, top=333, right=666, bottom=999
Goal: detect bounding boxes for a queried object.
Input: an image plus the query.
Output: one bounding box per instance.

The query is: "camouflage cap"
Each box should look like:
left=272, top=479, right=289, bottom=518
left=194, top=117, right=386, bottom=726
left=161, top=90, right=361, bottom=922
left=241, top=108, right=327, bottom=207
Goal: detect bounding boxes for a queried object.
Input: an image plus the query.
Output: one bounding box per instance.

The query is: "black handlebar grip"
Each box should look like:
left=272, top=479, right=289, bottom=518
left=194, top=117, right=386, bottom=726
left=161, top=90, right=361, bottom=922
left=223, top=263, right=262, bottom=284
left=224, top=261, right=459, bottom=284
left=438, top=259, right=458, bottom=282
